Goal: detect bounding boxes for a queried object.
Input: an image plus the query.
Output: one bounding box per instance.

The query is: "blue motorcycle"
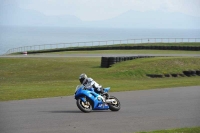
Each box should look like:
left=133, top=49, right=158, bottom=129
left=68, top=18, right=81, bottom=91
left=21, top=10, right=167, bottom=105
left=74, top=85, right=120, bottom=113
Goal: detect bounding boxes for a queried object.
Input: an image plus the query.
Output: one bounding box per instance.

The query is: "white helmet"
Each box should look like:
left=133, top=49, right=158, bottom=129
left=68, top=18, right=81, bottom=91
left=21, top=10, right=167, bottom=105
left=79, top=73, right=87, bottom=84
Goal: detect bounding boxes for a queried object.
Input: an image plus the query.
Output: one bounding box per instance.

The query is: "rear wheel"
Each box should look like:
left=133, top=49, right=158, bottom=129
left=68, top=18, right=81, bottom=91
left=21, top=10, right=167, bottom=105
left=76, top=97, right=92, bottom=113
left=108, top=96, right=120, bottom=111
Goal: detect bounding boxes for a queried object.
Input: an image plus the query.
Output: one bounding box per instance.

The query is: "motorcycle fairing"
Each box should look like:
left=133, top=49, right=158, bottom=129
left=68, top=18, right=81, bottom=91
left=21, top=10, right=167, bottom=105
left=75, top=86, right=109, bottom=110
left=104, top=87, right=110, bottom=93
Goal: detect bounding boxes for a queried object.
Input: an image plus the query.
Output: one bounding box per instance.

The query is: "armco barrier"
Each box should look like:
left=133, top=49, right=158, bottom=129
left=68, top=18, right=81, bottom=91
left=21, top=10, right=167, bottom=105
left=4, top=38, right=200, bottom=55
left=25, top=45, right=200, bottom=54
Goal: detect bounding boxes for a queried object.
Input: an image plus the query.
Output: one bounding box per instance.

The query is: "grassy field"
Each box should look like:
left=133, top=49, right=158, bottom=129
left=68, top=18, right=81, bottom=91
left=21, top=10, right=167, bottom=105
left=137, top=127, right=200, bottom=133
left=45, top=49, right=200, bottom=55
left=12, top=42, right=200, bottom=55
left=0, top=56, right=200, bottom=101
left=116, top=42, right=200, bottom=46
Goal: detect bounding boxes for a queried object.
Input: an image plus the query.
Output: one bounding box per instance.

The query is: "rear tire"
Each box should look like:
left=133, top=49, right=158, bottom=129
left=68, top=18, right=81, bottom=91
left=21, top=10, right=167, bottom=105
left=76, top=98, right=92, bottom=113
left=108, top=96, right=120, bottom=111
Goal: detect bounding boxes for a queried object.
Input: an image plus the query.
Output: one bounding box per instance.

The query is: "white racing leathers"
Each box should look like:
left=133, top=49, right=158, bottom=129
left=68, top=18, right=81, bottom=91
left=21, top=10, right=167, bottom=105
left=83, top=78, right=102, bottom=93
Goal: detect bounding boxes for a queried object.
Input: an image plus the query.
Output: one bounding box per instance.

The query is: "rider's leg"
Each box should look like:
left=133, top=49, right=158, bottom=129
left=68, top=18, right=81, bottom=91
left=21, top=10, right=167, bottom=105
left=94, top=87, right=104, bottom=94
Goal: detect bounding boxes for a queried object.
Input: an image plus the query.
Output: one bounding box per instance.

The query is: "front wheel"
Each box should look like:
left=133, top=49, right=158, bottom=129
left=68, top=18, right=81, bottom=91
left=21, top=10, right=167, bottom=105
left=107, top=96, right=120, bottom=111
left=76, top=98, right=92, bottom=113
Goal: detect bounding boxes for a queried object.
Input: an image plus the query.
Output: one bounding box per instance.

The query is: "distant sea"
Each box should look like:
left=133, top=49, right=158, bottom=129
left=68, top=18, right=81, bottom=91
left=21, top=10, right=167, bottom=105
left=0, top=26, right=200, bottom=55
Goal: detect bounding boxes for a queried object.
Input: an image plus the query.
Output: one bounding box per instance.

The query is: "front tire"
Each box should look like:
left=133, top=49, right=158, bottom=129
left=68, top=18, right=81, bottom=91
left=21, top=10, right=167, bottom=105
left=76, top=98, right=92, bottom=113
left=108, top=96, right=120, bottom=111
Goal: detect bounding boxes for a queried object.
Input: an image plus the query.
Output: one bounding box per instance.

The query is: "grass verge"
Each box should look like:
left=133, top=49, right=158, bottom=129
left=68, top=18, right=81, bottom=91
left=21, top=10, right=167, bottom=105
left=44, top=50, right=200, bottom=55
left=0, top=57, right=200, bottom=101
left=137, top=127, right=200, bottom=133
left=12, top=42, right=200, bottom=55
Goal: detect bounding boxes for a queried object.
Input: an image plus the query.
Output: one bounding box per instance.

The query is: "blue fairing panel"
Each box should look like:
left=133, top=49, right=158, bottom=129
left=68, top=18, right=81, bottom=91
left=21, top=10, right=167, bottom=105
left=94, top=103, right=109, bottom=110
left=75, top=86, right=110, bottom=110
left=104, top=87, right=110, bottom=93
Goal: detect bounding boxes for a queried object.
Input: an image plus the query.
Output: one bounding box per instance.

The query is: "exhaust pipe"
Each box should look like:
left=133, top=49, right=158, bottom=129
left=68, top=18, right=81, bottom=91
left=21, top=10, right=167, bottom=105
left=106, top=99, right=116, bottom=103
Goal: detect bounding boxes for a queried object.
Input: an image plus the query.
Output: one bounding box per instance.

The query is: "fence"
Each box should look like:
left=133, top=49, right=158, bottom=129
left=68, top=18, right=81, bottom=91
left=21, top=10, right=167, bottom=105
left=5, top=38, right=200, bottom=55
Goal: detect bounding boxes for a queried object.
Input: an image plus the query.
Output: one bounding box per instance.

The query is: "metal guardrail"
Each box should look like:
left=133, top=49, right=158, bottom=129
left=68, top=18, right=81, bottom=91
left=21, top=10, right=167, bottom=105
left=4, top=38, right=200, bottom=55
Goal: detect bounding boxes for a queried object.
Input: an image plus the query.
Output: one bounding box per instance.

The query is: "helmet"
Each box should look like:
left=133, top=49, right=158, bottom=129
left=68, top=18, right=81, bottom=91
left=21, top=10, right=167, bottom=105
left=79, top=73, right=87, bottom=84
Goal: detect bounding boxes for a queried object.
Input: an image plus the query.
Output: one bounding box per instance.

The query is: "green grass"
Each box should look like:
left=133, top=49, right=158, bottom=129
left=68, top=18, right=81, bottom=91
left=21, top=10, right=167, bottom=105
left=45, top=50, right=200, bottom=55
left=12, top=42, right=200, bottom=55
left=112, top=42, right=200, bottom=47
left=137, top=127, right=200, bottom=133
left=0, top=57, right=200, bottom=101
left=109, top=57, right=200, bottom=76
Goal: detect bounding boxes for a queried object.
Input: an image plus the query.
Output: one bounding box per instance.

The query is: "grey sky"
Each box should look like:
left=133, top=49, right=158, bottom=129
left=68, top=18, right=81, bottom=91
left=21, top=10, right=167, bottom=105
left=1, top=0, right=200, bottom=21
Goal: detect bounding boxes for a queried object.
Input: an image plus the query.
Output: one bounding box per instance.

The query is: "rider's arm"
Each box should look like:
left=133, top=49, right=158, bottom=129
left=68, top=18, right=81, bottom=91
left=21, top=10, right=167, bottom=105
left=91, top=80, right=102, bottom=92
left=84, top=78, right=94, bottom=89
left=84, top=78, right=102, bottom=92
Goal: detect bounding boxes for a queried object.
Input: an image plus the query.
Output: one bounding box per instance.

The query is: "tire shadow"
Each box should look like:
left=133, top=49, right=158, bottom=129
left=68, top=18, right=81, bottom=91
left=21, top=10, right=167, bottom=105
left=40, top=110, right=82, bottom=113
left=40, top=110, right=111, bottom=113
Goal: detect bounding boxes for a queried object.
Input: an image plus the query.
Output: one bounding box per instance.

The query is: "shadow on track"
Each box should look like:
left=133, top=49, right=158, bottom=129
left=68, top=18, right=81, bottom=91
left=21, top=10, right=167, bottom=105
left=40, top=110, right=111, bottom=113
left=41, top=110, right=82, bottom=113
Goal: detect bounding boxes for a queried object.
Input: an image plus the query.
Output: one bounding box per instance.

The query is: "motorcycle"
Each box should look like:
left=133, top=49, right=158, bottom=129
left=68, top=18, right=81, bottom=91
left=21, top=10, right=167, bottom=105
left=74, top=85, right=120, bottom=113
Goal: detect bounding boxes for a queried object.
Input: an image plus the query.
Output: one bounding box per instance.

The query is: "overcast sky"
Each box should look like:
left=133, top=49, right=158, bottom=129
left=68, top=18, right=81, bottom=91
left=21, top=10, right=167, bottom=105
left=1, top=0, right=200, bottom=21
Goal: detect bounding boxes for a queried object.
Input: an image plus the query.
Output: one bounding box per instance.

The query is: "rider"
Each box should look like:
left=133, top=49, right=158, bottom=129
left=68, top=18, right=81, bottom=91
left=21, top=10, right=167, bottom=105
left=79, top=73, right=104, bottom=94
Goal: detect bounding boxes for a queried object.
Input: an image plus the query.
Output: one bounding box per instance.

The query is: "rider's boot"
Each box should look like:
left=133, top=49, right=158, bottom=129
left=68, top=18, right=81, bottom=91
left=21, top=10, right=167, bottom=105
left=97, top=88, right=109, bottom=100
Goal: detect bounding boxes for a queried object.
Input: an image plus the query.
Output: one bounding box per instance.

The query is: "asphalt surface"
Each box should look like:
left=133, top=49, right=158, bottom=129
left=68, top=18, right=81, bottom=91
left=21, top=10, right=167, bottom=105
left=0, top=86, right=200, bottom=133
left=1, top=53, right=200, bottom=58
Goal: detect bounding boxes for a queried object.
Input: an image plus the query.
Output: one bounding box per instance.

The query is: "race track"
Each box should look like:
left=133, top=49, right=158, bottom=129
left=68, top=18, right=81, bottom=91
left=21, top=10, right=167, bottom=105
left=1, top=53, right=200, bottom=58
left=0, top=86, right=200, bottom=133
